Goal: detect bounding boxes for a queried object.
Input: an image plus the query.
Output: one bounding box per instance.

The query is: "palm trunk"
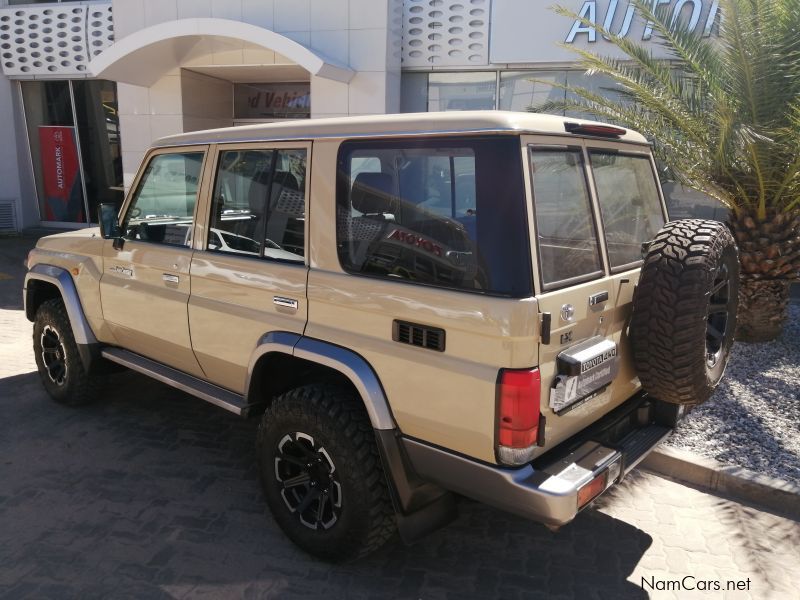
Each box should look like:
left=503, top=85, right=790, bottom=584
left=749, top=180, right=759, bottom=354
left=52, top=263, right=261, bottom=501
left=729, top=208, right=800, bottom=343
left=736, top=279, right=792, bottom=343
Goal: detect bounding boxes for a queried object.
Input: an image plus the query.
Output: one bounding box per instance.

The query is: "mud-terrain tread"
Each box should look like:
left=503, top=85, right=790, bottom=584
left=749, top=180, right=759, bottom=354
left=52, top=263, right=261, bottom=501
left=32, top=298, right=100, bottom=406
left=256, top=383, right=396, bottom=561
left=630, top=219, right=738, bottom=406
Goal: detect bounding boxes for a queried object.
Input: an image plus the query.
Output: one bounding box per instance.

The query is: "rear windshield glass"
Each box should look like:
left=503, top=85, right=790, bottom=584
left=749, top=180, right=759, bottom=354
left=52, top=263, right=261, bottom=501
left=589, top=151, right=666, bottom=269
left=530, top=147, right=603, bottom=288
left=336, top=136, right=531, bottom=297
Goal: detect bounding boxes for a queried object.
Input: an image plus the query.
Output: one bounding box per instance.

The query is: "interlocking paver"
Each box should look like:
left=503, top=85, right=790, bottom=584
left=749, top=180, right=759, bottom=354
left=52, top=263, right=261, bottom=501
left=2, top=236, right=799, bottom=599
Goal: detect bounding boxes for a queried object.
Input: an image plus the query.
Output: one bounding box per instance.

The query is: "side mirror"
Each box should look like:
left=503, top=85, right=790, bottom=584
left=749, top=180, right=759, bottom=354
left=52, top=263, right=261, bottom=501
left=98, top=203, right=125, bottom=250
left=98, top=203, right=120, bottom=239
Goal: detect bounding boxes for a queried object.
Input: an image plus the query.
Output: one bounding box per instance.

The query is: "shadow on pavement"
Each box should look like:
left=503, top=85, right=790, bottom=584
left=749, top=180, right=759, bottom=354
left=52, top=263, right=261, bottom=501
left=1, top=369, right=652, bottom=599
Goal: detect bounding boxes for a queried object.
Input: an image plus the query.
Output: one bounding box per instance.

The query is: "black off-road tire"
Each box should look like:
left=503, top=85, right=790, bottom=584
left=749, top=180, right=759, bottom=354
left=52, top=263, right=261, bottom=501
left=256, top=384, right=396, bottom=561
left=32, top=298, right=99, bottom=406
left=630, top=219, right=739, bottom=406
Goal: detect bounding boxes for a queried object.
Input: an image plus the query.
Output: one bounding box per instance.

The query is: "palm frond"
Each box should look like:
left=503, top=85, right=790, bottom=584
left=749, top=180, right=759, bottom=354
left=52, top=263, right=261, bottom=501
left=537, top=0, right=800, bottom=215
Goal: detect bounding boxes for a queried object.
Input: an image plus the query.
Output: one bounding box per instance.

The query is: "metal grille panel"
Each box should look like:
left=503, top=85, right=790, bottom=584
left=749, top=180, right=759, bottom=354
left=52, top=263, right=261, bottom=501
left=0, top=201, right=17, bottom=231
left=403, top=0, right=490, bottom=68
left=0, top=1, right=113, bottom=78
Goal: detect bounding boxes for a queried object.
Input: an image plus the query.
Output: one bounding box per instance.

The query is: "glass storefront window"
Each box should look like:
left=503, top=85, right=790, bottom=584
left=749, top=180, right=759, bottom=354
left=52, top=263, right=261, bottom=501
left=233, top=82, right=310, bottom=120
left=403, top=70, right=621, bottom=116
left=400, top=72, right=428, bottom=113
left=499, top=71, right=567, bottom=112
left=427, top=72, right=496, bottom=111
left=565, top=71, right=624, bottom=119
left=21, top=79, right=123, bottom=224
left=72, top=80, right=124, bottom=220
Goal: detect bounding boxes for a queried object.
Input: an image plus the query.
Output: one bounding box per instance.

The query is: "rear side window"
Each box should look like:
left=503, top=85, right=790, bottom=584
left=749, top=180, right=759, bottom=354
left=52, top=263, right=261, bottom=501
left=336, top=137, right=531, bottom=297
left=530, top=148, right=603, bottom=289
left=121, top=152, right=204, bottom=247
left=589, top=151, right=665, bottom=270
left=208, top=148, right=307, bottom=263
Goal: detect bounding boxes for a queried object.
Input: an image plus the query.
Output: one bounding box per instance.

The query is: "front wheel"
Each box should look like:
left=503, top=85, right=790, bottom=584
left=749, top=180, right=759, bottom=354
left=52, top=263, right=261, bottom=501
left=256, top=384, right=396, bottom=561
left=32, top=298, right=99, bottom=406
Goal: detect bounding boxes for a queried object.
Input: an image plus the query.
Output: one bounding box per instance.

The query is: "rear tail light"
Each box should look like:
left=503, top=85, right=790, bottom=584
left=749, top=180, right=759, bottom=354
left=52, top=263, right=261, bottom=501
left=497, top=368, right=541, bottom=466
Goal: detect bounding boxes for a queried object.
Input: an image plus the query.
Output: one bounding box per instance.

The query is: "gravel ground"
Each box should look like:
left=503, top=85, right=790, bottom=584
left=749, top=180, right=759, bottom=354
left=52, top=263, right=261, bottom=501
left=666, top=302, right=800, bottom=486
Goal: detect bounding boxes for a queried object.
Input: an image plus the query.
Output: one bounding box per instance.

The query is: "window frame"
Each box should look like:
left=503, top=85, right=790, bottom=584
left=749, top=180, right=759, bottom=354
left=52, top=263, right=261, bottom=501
left=335, top=135, right=533, bottom=298
left=117, top=146, right=209, bottom=249
left=587, top=147, right=669, bottom=274
left=528, top=144, right=605, bottom=292
left=200, top=141, right=312, bottom=266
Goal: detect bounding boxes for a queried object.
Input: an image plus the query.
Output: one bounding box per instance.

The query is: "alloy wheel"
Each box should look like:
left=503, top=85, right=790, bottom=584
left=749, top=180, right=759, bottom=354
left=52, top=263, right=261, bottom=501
left=274, top=431, right=342, bottom=530
left=40, top=324, right=68, bottom=386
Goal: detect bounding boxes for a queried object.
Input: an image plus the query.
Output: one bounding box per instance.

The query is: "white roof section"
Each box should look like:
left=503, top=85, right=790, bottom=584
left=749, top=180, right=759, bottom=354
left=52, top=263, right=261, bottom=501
left=153, top=111, right=650, bottom=147
left=89, top=18, right=354, bottom=87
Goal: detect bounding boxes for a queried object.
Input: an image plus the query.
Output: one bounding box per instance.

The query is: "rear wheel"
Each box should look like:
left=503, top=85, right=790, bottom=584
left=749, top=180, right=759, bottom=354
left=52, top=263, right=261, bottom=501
left=256, top=383, right=396, bottom=561
left=32, top=298, right=99, bottom=406
left=630, top=219, right=739, bottom=406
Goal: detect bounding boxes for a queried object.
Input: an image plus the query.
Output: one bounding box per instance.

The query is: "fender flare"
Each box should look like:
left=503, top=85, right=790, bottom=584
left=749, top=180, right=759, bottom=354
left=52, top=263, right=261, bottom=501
left=24, top=264, right=98, bottom=345
left=24, top=264, right=99, bottom=368
left=247, top=333, right=454, bottom=537
left=245, top=332, right=397, bottom=430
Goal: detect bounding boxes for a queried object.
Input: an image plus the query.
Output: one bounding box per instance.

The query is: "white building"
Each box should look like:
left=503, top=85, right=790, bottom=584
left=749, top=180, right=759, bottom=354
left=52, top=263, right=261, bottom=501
left=0, top=0, right=723, bottom=232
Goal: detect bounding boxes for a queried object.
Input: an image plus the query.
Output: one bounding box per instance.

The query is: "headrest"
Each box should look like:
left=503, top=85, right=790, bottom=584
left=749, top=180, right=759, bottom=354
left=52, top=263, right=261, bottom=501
left=352, top=172, right=394, bottom=215
left=272, top=171, right=300, bottom=191
left=248, top=168, right=272, bottom=213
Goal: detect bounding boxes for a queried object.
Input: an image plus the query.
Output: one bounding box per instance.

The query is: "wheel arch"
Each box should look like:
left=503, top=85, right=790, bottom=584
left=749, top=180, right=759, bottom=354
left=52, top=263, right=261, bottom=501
left=247, top=333, right=455, bottom=539
left=24, top=264, right=98, bottom=347
left=245, top=332, right=396, bottom=430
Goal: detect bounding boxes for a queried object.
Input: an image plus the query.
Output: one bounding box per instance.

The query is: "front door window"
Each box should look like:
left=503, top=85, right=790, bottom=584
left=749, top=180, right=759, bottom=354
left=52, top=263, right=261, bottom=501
left=120, top=152, right=204, bottom=247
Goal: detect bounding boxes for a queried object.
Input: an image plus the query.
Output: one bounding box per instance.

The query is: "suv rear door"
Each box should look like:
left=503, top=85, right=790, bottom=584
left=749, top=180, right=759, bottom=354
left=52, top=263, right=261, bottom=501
left=187, top=142, right=311, bottom=393
left=523, top=135, right=666, bottom=449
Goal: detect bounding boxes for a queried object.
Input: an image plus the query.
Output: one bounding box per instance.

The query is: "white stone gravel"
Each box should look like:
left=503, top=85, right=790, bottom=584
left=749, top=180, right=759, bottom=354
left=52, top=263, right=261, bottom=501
left=666, top=302, right=800, bottom=486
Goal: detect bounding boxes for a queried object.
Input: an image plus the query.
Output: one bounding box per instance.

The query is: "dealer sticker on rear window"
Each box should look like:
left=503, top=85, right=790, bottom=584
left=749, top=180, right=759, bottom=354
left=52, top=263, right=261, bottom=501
left=550, top=336, right=619, bottom=414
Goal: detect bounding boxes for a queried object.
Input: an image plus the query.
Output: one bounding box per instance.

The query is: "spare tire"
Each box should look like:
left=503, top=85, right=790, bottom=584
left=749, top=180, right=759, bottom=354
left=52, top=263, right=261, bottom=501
left=630, top=219, right=739, bottom=406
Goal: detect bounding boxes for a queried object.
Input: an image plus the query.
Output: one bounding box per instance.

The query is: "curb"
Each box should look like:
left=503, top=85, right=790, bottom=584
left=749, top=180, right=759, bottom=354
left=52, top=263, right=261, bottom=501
left=641, top=446, right=800, bottom=520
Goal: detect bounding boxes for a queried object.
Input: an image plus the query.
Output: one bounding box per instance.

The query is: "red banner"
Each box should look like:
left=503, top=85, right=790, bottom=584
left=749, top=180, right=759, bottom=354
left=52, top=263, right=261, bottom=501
left=38, top=126, right=83, bottom=222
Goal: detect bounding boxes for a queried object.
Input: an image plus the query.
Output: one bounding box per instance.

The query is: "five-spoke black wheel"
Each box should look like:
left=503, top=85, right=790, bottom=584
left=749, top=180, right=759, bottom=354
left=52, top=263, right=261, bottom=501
left=257, top=383, right=396, bottom=561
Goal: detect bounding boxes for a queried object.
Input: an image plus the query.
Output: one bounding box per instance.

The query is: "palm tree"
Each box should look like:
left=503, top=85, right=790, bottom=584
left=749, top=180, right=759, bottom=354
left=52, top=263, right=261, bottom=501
left=534, top=0, right=800, bottom=342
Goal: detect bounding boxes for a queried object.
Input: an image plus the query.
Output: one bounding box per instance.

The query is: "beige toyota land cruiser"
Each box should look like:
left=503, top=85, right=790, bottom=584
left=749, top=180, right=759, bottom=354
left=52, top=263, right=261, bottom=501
left=24, top=112, right=739, bottom=560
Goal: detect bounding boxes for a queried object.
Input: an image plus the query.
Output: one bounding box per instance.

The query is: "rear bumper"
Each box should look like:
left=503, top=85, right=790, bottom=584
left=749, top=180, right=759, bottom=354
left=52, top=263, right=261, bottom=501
left=403, top=393, right=674, bottom=527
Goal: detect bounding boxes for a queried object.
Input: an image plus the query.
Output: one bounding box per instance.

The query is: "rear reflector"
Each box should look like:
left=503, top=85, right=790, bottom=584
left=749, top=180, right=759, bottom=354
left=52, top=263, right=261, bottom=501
left=564, top=122, right=626, bottom=138
left=497, top=368, right=541, bottom=465
left=577, top=471, right=608, bottom=508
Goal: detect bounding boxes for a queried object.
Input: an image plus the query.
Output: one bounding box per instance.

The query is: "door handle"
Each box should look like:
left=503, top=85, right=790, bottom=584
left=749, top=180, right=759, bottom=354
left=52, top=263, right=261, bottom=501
left=589, top=291, right=609, bottom=306
left=162, top=273, right=180, bottom=284
left=273, top=296, right=299, bottom=310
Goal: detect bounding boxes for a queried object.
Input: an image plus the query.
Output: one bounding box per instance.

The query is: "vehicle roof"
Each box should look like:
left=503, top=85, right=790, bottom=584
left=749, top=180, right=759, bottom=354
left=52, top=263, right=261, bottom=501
left=153, top=111, right=650, bottom=147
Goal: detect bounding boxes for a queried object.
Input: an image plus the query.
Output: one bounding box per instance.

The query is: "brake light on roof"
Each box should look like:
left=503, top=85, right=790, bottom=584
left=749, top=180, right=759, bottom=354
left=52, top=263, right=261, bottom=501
left=564, top=122, right=626, bottom=138
left=497, top=368, right=541, bottom=465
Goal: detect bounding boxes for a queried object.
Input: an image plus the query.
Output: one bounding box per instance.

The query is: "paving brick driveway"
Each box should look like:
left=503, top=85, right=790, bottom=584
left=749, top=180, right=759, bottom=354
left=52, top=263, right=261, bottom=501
left=1, top=236, right=799, bottom=599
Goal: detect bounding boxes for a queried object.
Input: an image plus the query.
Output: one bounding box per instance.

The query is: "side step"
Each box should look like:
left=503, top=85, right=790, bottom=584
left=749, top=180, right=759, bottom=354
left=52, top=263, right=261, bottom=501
left=618, top=424, right=671, bottom=474
left=101, top=347, right=257, bottom=417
